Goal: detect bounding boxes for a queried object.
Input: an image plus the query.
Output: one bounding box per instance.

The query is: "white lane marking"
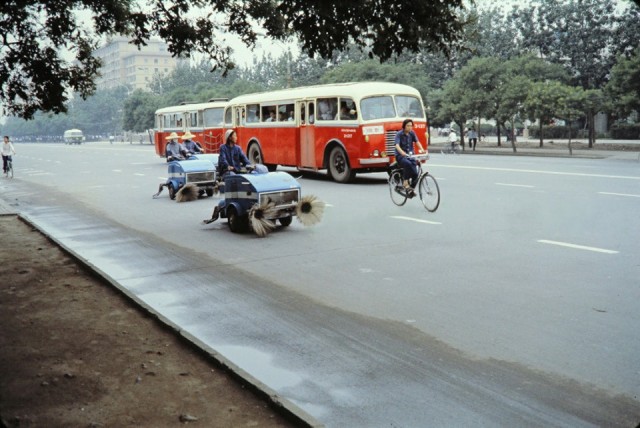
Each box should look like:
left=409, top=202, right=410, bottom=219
left=537, top=239, right=619, bottom=254
left=112, top=169, right=122, bottom=172
left=391, top=215, right=442, bottom=225
left=325, top=203, right=334, bottom=207
left=598, top=192, right=640, bottom=198
left=158, top=177, right=167, bottom=180
left=430, top=164, right=640, bottom=180
left=496, top=183, right=535, bottom=188
left=25, top=172, right=52, bottom=176
left=134, top=173, right=145, bottom=176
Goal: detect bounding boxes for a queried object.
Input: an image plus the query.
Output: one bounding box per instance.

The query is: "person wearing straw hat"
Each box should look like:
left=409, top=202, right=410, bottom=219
left=164, top=132, right=187, bottom=162
left=181, top=131, right=202, bottom=154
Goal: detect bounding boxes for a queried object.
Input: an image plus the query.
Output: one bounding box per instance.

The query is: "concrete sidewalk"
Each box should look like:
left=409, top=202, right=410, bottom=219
left=429, top=136, right=640, bottom=161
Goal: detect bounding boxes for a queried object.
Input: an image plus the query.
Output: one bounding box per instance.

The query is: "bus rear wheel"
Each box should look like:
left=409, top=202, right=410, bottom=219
left=248, top=144, right=263, bottom=165
left=328, top=146, right=355, bottom=183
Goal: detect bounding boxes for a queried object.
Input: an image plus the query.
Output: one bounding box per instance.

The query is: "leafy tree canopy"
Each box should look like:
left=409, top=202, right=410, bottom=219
left=1, top=0, right=467, bottom=120
left=606, top=48, right=640, bottom=116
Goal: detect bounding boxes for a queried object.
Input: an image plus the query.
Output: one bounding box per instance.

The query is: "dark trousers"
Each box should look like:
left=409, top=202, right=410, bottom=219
left=2, top=155, right=11, bottom=172
left=470, top=138, right=477, bottom=150
left=398, top=157, right=419, bottom=188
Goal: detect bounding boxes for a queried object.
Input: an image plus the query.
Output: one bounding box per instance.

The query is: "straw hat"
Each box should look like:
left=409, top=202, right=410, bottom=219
left=165, top=132, right=179, bottom=140
left=181, top=131, right=196, bottom=140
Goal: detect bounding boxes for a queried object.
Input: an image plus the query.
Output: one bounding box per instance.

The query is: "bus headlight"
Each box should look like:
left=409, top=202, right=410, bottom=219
left=372, top=149, right=380, bottom=157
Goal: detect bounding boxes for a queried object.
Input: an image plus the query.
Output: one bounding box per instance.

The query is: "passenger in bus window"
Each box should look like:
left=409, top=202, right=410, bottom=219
left=247, top=110, right=259, bottom=122
left=288, top=111, right=295, bottom=121
left=338, top=105, right=351, bottom=120
left=279, top=112, right=287, bottom=122
left=318, top=99, right=336, bottom=120
left=265, top=110, right=276, bottom=122
left=394, top=119, right=425, bottom=197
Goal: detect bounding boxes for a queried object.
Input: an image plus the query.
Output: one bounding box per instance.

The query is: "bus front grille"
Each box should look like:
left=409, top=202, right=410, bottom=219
left=385, top=130, right=399, bottom=155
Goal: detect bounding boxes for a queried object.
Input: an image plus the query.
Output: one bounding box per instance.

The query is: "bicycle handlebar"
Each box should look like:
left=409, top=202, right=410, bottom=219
left=406, top=153, right=430, bottom=162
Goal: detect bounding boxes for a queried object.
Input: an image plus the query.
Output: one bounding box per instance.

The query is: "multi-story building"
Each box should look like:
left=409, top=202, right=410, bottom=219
left=93, top=37, right=181, bottom=91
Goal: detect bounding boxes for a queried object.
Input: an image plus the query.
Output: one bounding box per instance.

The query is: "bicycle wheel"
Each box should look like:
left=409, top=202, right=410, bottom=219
left=7, top=161, right=13, bottom=179
left=388, top=170, right=407, bottom=206
left=418, top=173, right=440, bottom=212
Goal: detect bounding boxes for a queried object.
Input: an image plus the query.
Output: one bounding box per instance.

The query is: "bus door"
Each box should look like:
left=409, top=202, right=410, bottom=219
left=298, top=100, right=316, bottom=168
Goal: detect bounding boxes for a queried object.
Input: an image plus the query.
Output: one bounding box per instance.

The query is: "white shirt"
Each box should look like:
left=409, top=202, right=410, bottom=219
left=2, top=142, right=16, bottom=156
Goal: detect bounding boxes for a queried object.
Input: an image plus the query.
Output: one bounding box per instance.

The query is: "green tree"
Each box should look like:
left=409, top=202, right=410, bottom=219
left=1, top=0, right=468, bottom=120
left=496, top=75, right=532, bottom=152
left=524, top=80, right=570, bottom=147
left=123, top=90, right=162, bottom=132
left=431, top=78, right=471, bottom=148
left=555, top=85, right=585, bottom=154
left=319, top=60, right=433, bottom=103
left=510, top=0, right=640, bottom=146
left=606, top=48, right=640, bottom=118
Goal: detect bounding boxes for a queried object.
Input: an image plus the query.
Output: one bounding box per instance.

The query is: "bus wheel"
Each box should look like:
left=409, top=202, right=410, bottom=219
left=328, top=146, right=354, bottom=183
left=248, top=144, right=263, bottom=165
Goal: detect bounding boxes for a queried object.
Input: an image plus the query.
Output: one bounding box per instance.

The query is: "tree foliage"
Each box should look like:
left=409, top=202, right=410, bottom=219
left=1, top=0, right=467, bottom=120
left=606, top=48, right=640, bottom=117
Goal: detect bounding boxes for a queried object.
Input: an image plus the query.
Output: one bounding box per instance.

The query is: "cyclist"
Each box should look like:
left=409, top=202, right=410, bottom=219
left=448, top=129, right=458, bottom=152
left=394, top=119, right=425, bottom=197
left=2, top=135, right=16, bottom=176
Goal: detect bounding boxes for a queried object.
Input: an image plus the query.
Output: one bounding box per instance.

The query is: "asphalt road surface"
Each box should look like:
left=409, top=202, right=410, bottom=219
left=2, top=142, right=639, bottom=427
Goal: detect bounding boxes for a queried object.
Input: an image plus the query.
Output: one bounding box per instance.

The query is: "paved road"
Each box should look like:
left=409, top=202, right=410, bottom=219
left=2, top=142, right=639, bottom=427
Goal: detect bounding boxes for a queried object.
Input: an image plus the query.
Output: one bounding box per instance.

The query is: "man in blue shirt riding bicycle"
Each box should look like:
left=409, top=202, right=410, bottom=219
left=394, top=119, right=425, bottom=197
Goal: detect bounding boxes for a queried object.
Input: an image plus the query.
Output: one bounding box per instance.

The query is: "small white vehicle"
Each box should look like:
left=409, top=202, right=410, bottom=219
left=63, top=129, right=84, bottom=145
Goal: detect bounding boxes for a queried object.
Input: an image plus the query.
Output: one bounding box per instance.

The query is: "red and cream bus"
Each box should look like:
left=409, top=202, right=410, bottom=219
left=153, top=98, right=228, bottom=157
left=222, top=82, right=428, bottom=182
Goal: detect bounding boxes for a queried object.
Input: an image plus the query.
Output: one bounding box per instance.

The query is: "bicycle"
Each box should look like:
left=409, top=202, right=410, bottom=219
left=441, top=142, right=462, bottom=154
left=388, top=154, right=440, bottom=212
left=4, top=157, right=13, bottom=179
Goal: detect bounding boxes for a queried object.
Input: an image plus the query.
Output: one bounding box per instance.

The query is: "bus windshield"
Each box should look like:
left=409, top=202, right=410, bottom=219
left=360, top=95, right=424, bottom=120
left=361, top=96, right=396, bottom=120
left=395, top=95, right=425, bottom=118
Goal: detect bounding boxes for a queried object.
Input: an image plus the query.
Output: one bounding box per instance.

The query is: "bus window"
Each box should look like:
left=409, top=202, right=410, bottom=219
left=395, top=96, right=425, bottom=118
left=262, top=106, right=277, bottom=122
left=278, top=103, right=294, bottom=122
left=338, top=98, right=357, bottom=120
left=317, top=98, right=337, bottom=121
left=203, top=107, right=224, bottom=127
left=224, top=107, right=233, bottom=127
left=246, top=104, right=260, bottom=123
left=308, top=102, right=315, bottom=124
left=361, top=96, right=396, bottom=120
left=235, top=106, right=245, bottom=125
left=189, top=111, right=198, bottom=127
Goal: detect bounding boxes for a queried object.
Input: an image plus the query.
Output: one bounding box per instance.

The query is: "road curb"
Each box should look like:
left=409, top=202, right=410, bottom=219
left=17, top=212, right=325, bottom=428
